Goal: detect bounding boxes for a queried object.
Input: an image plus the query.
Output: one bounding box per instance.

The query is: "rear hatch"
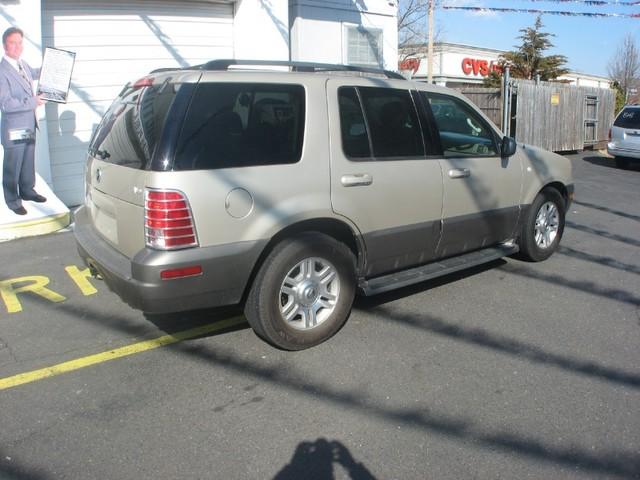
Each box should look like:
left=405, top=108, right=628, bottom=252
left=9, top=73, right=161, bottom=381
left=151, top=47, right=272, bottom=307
left=84, top=70, right=199, bottom=258
left=612, top=106, right=640, bottom=154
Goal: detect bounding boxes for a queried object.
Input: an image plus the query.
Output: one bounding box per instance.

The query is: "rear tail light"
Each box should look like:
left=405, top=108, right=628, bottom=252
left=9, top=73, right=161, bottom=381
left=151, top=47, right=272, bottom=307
left=145, top=189, right=198, bottom=250
left=133, top=76, right=155, bottom=89
left=608, top=128, right=611, bottom=141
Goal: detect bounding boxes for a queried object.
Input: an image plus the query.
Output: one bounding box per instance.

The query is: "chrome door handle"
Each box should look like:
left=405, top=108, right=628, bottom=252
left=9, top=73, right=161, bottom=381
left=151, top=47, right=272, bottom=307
left=448, top=168, right=470, bottom=179
left=341, top=173, right=373, bottom=187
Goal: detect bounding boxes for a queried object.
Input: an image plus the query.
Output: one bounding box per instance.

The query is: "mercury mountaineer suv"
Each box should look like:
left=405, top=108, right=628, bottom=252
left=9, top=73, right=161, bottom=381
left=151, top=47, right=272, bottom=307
left=74, top=60, right=574, bottom=350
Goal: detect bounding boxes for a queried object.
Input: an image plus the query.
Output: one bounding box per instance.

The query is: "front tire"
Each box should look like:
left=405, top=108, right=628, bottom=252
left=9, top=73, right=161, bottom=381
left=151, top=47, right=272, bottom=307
left=517, top=188, right=566, bottom=262
left=245, top=233, right=356, bottom=350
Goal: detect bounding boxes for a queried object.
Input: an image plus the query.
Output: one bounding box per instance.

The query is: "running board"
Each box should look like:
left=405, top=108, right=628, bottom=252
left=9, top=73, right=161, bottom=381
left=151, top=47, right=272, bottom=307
left=359, top=244, right=519, bottom=296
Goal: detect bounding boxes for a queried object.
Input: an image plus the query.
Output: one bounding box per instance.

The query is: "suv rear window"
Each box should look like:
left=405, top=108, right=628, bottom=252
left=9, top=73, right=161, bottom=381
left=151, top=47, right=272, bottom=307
left=614, top=108, right=640, bottom=129
left=89, top=78, right=183, bottom=169
left=173, top=83, right=305, bottom=170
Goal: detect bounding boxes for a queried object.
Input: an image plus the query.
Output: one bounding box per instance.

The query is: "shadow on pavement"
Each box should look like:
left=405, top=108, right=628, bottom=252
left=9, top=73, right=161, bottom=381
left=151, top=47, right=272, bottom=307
left=273, top=438, right=377, bottom=480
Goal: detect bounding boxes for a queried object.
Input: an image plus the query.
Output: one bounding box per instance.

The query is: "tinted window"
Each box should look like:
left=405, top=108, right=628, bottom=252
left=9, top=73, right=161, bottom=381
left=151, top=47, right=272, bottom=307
left=614, top=108, right=640, bottom=129
left=424, top=93, right=498, bottom=157
left=358, top=87, right=424, bottom=158
left=173, top=83, right=305, bottom=170
left=89, top=79, right=180, bottom=169
left=338, top=87, right=371, bottom=158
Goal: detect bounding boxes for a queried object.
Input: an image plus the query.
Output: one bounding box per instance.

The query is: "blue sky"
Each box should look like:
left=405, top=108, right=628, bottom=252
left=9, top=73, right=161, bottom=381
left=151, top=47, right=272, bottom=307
left=432, top=0, right=640, bottom=77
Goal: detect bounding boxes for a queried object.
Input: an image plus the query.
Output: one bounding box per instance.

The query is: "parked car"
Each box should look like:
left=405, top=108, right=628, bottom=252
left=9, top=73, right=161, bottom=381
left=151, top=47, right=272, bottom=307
left=608, top=105, right=640, bottom=168
left=74, top=60, right=574, bottom=350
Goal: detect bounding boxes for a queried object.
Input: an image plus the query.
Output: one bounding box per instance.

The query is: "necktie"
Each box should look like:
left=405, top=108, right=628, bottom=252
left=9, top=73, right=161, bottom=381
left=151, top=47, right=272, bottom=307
left=18, top=62, right=30, bottom=84
left=18, top=62, right=39, bottom=129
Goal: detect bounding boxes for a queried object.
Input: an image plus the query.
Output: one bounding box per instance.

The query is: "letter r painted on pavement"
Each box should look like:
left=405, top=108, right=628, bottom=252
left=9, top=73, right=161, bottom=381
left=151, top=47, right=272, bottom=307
left=0, top=276, right=67, bottom=314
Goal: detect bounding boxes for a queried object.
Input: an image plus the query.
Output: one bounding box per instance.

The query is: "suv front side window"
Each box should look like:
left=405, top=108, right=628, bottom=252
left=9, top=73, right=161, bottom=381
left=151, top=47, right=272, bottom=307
left=174, top=83, right=305, bottom=170
left=424, top=93, right=499, bottom=158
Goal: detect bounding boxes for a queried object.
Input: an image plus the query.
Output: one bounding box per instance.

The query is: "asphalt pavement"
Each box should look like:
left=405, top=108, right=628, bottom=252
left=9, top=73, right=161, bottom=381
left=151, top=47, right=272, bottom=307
left=0, top=151, right=638, bottom=480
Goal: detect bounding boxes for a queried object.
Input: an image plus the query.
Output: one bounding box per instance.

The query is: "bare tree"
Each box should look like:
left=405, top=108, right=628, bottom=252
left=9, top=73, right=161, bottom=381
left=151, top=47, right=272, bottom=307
left=608, top=34, right=640, bottom=101
left=398, top=0, right=427, bottom=50
left=397, top=0, right=441, bottom=60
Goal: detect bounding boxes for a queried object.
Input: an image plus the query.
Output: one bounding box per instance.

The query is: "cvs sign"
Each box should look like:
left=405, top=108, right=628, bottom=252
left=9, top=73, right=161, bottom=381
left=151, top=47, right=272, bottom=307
left=461, top=58, right=502, bottom=77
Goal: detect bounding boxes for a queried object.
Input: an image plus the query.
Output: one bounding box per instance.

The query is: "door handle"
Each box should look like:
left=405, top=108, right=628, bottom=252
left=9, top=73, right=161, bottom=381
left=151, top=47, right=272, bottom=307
left=341, top=173, right=373, bottom=187
left=448, top=168, right=470, bottom=179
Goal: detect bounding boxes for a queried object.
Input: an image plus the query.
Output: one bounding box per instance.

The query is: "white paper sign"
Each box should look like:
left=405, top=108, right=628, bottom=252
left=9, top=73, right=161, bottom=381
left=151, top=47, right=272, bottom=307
left=36, top=47, right=76, bottom=103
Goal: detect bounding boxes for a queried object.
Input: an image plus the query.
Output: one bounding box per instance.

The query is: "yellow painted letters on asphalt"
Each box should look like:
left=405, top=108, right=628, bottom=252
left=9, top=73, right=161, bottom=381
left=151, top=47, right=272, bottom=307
left=0, top=276, right=67, bottom=313
left=65, top=265, right=98, bottom=296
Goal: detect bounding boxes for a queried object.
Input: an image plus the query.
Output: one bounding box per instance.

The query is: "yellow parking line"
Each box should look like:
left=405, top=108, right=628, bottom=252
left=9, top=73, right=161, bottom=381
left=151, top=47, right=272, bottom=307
left=0, top=316, right=246, bottom=391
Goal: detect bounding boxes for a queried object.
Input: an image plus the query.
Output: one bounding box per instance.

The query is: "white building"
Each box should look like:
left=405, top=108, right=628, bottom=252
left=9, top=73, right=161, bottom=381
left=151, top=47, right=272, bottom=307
left=400, top=42, right=612, bottom=90
left=1, top=0, right=398, bottom=208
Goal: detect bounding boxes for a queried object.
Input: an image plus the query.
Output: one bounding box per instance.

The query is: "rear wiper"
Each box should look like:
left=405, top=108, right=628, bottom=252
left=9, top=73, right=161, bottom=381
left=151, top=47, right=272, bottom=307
left=89, top=147, right=111, bottom=160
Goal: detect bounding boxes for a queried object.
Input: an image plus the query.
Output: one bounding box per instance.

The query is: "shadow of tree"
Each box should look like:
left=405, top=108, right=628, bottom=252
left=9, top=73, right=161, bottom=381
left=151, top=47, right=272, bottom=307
left=572, top=199, right=640, bottom=223
left=369, top=305, right=640, bottom=390
left=165, top=337, right=640, bottom=479
left=8, top=292, right=640, bottom=478
left=503, top=262, right=640, bottom=306
left=566, top=220, right=640, bottom=248
left=558, top=245, right=640, bottom=275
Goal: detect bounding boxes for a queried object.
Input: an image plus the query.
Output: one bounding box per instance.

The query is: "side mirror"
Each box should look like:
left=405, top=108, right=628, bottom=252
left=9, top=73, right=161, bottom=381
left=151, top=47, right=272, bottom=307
left=501, top=136, right=517, bottom=157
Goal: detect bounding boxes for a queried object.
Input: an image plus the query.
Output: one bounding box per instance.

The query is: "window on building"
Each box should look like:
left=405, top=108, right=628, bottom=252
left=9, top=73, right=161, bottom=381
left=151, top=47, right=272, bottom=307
left=345, top=26, right=383, bottom=67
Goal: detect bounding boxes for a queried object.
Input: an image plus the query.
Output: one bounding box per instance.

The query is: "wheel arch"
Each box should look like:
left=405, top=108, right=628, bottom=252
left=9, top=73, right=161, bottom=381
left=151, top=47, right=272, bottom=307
left=541, top=181, right=571, bottom=210
left=240, top=217, right=364, bottom=302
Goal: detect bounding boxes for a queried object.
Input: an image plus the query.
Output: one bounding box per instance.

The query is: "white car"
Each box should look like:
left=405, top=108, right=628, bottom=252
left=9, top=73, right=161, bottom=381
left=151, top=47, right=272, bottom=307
left=608, top=105, right=640, bottom=168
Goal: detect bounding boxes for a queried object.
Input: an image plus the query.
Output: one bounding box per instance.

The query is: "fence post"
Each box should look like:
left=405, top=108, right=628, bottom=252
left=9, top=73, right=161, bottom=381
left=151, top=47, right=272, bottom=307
left=501, top=67, right=511, bottom=137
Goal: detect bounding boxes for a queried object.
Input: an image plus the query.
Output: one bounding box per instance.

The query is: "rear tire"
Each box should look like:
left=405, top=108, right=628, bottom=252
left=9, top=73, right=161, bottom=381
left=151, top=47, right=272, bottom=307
left=244, top=233, right=356, bottom=350
left=517, top=188, right=566, bottom=262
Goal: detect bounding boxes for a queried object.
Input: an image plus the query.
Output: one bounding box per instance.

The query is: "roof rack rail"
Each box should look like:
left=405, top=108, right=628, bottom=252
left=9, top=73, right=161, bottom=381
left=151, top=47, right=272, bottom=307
left=193, top=59, right=405, bottom=80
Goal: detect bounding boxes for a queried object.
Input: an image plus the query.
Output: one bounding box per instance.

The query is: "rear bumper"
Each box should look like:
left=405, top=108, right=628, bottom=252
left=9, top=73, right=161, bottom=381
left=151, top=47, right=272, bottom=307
left=73, top=206, right=266, bottom=313
left=607, top=142, right=640, bottom=160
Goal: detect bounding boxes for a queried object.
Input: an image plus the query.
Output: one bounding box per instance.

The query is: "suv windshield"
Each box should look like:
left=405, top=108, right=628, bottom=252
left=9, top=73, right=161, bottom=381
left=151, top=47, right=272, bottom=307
left=614, top=107, right=640, bottom=129
left=88, top=78, right=184, bottom=169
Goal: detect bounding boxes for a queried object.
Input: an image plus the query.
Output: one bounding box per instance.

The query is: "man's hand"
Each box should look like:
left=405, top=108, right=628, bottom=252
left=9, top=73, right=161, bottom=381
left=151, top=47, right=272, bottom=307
left=36, top=94, right=46, bottom=106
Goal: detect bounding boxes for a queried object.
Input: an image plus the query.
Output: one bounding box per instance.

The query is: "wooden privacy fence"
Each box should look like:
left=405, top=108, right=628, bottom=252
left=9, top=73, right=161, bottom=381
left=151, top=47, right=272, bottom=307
left=456, top=87, right=502, bottom=127
left=455, top=80, right=616, bottom=152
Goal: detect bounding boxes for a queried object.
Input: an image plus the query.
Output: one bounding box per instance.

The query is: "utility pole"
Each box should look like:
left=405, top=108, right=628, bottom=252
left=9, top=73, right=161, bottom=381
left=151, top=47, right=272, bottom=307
left=427, top=0, right=434, bottom=83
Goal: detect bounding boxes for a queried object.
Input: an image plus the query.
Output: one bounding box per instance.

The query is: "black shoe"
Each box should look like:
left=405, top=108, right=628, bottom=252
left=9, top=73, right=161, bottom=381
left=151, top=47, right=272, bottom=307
left=11, top=206, right=27, bottom=215
left=23, top=194, right=47, bottom=203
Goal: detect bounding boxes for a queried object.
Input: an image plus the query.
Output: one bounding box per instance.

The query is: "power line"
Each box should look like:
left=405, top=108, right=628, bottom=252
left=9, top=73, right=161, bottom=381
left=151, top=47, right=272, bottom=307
left=441, top=6, right=640, bottom=17
left=522, top=0, right=640, bottom=5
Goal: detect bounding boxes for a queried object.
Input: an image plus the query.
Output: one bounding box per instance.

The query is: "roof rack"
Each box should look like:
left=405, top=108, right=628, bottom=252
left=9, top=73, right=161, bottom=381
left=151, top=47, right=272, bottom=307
left=192, top=59, right=405, bottom=80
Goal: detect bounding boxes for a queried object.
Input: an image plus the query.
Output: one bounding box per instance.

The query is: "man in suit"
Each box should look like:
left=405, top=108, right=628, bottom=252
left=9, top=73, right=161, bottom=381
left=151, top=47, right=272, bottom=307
left=0, top=26, right=46, bottom=215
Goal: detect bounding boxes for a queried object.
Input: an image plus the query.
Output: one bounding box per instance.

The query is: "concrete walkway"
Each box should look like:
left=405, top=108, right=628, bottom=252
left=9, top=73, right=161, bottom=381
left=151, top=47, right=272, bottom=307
left=0, top=172, right=70, bottom=242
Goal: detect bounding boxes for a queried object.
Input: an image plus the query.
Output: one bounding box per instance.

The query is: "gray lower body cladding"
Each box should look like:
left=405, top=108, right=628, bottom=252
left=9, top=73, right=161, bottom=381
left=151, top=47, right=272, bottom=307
left=73, top=206, right=265, bottom=314
left=362, top=206, right=521, bottom=277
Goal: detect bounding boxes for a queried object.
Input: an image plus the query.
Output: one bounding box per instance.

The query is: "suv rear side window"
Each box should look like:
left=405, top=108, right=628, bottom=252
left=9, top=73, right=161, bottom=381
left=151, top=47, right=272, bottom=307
left=424, top=93, right=498, bottom=158
left=89, top=78, right=181, bottom=169
left=338, top=86, right=425, bottom=160
left=614, top=108, right=640, bottom=129
left=173, top=83, right=305, bottom=170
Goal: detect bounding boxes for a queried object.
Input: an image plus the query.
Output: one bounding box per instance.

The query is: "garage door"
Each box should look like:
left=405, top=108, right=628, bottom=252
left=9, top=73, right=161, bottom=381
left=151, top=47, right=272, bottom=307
left=42, top=0, right=234, bottom=206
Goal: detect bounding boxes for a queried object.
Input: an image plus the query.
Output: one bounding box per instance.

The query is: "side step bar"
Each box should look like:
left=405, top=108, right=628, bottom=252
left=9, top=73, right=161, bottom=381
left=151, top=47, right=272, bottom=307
left=359, top=244, right=519, bottom=296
